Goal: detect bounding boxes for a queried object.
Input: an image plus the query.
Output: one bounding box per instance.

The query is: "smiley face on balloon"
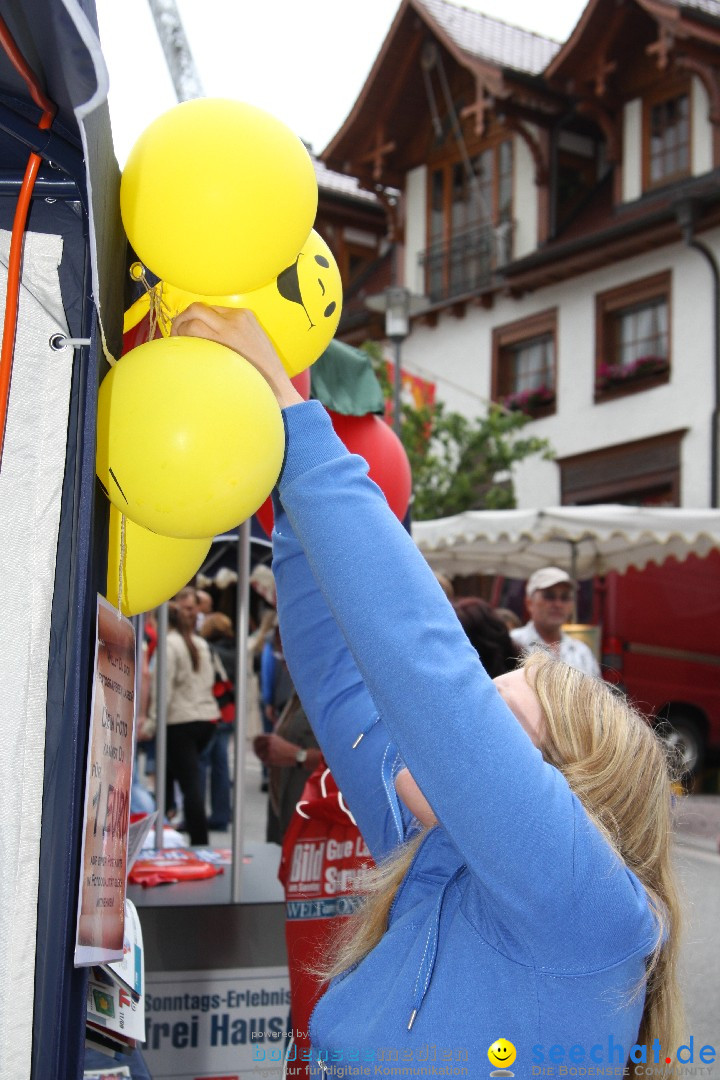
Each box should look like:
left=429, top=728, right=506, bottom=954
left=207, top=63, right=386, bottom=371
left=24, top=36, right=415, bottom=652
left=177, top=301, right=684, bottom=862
left=274, top=229, right=340, bottom=331
left=132, top=229, right=343, bottom=377
left=221, top=227, right=343, bottom=375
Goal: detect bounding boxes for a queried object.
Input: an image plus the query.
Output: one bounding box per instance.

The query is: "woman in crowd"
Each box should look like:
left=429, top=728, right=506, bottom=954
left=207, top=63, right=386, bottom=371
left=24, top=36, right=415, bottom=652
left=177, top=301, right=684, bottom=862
left=199, top=612, right=237, bottom=831
left=172, top=306, right=684, bottom=1078
left=451, top=595, right=518, bottom=678
left=162, top=588, right=219, bottom=845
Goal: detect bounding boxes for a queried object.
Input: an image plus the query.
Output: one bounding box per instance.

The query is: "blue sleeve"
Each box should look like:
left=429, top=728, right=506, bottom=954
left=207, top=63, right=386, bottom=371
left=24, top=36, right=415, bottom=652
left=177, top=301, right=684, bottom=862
left=272, top=495, right=415, bottom=862
left=274, top=402, right=655, bottom=966
left=259, top=640, right=275, bottom=707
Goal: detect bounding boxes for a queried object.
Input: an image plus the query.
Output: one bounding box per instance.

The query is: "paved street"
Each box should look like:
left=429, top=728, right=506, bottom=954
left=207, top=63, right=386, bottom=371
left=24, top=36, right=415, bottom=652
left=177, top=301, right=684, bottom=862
left=677, top=845, right=720, bottom=1042
left=672, top=794, right=720, bottom=1047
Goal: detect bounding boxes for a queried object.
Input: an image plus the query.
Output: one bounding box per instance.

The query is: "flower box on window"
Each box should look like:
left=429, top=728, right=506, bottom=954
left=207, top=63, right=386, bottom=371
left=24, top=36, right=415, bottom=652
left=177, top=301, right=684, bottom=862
left=503, top=385, right=556, bottom=416
left=595, top=355, right=669, bottom=392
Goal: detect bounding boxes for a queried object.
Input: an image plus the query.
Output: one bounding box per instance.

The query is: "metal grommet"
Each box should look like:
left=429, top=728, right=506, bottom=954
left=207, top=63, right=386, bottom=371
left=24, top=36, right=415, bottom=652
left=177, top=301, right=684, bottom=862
left=49, top=334, right=92, bottom=350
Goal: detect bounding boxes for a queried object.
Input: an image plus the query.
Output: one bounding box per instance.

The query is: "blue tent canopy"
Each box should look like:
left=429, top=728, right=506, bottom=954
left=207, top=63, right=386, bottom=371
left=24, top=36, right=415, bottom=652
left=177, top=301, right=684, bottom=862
left=0, top=4, right=126, bottom=1077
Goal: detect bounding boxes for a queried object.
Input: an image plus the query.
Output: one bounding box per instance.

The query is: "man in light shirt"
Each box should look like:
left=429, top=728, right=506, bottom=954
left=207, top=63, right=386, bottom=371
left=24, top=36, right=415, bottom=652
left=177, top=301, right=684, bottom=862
left=511, top=566, right=601, bottom=677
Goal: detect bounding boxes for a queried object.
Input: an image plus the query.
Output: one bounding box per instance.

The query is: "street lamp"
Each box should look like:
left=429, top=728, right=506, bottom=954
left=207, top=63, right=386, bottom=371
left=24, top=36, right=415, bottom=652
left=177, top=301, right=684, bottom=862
left=385, top=286, right=411, bottom=436
left=366, top=285, right=427, bottom=436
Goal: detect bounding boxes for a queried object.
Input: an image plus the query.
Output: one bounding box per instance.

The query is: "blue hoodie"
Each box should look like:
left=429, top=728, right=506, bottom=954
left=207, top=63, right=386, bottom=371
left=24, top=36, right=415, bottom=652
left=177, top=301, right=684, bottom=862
left=272, top=401, right=658, bottom=1079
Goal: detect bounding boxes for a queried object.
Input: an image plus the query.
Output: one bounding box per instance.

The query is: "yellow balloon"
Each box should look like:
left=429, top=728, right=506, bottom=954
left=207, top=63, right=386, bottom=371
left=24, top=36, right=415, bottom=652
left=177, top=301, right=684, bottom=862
left=242, top=228, right=343, bottom=375
left=106, top=506, right=211, bottom=617
left=123, top=291, right=151, bottom=334
left=120, top=98, right=318, bottom=295
left=96, top=335, right=285, bottom=539
left=152, top=230, right=343, bottom=376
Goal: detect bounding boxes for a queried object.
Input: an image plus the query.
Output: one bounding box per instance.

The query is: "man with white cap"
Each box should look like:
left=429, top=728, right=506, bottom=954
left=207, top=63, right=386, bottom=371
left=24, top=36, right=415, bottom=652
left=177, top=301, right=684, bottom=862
left=511, top=566, right=601, bottom=676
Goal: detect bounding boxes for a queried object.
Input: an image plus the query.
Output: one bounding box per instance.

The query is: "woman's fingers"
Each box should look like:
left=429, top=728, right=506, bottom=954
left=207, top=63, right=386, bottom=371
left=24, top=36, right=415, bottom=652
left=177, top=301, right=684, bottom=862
left=171, top=303, right=303, bottom=408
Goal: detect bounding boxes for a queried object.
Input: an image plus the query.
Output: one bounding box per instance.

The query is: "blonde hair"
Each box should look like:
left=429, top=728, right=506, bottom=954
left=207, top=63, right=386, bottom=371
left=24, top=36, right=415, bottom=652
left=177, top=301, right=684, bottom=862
left=525, top=651, right=685, bottom=1069
left=316, top=652, right=684, bottom=1069
left=199, top=611, right=234, bottom=640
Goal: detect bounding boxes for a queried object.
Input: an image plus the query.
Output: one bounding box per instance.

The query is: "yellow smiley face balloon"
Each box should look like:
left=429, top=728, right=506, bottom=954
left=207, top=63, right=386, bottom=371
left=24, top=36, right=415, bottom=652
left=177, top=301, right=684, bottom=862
left=149, top=230, right=343, bottom=377
left=243, top=227, right=343, bottom=376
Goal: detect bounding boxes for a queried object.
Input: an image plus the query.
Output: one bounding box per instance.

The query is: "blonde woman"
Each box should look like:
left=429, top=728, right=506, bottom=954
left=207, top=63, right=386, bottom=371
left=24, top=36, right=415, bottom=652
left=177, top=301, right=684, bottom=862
left=172, top=307, right=684, bottom=1078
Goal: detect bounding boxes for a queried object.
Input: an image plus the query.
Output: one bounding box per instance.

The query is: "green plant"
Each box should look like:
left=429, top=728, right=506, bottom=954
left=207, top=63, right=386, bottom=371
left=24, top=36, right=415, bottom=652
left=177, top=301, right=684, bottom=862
left=362, top=342, right=554, bottom=520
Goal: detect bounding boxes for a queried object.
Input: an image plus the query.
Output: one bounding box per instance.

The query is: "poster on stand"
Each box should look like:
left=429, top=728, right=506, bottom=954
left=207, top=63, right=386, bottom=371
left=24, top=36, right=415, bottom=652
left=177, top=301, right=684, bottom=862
left=75, top=595, right=136, bottom=966
left=143, top=966, right=290, bottom=1080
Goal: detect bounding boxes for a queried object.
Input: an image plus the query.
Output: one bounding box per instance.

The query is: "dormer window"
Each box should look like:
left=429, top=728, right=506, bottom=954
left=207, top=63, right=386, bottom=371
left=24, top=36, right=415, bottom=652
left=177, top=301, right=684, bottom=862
left=423, top=137, right=513, bottom=303
left=643, top=82, right=691, bottom=189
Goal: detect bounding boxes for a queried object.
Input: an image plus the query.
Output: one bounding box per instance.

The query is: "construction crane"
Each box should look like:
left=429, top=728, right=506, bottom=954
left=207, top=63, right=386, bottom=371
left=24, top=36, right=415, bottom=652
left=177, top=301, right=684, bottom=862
left=146, top=0, right=203, bottom=101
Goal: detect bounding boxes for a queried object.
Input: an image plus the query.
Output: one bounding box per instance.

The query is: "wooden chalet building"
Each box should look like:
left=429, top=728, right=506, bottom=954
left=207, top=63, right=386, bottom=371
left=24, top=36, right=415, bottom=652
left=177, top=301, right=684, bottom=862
left=314, top=157, right=391, bottom=344
left=322, top=0, right=720, bottom=509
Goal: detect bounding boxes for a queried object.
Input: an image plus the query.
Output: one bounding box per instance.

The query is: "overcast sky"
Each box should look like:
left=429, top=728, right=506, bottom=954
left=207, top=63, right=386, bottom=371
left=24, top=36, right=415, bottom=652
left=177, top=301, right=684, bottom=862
left=95, top=0, right=589, bottom=168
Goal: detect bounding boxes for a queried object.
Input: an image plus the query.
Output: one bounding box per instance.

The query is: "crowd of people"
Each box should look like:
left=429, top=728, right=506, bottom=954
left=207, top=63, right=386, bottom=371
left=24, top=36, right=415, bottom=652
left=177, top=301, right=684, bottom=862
left=137, top=559, right=597, bottom=847
left=134, top=574, right=279, bottom=844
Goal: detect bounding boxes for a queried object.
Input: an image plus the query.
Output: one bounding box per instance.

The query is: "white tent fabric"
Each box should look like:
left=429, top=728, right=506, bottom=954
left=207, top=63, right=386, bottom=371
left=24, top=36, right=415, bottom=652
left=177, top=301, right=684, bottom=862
left=411, top=505, right=720, bottom=578
left=0, top=231, right=73, bottom=1079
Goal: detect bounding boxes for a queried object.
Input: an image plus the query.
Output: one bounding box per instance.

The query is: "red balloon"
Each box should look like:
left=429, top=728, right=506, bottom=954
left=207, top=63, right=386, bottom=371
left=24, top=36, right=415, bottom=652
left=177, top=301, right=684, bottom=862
left=255, top=409, right=412, bottom=537
left=291, top=368, right=311, bottom=400
left=256, top=494, right=275, bottom=537
left=255, top=372, right=311, bottom=537
left=328, top=412, right=412, bottom=521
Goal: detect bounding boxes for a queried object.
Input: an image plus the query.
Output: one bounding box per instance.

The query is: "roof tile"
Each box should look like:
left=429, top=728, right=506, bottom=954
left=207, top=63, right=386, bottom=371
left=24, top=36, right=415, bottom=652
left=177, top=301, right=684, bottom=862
left=667, top=0, right=720, bottom=16
left=417, top=0, right=560, bottom=75
left=314, top=156, right=380, bottom=203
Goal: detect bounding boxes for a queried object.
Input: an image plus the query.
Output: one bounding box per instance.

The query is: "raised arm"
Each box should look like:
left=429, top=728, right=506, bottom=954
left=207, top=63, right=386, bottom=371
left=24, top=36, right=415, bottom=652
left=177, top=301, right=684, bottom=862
left=271, top=492, right=415, bottom=860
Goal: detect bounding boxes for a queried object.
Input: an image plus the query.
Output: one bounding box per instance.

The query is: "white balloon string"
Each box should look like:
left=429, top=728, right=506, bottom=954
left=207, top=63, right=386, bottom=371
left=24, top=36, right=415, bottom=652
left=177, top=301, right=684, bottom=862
left=149, top=282, right=173, bottom=339
left=147, top=285, right=159, bottom=341
left=129, top=262, right=170, bottom=341
left=117, top=512, right=126, bottom=617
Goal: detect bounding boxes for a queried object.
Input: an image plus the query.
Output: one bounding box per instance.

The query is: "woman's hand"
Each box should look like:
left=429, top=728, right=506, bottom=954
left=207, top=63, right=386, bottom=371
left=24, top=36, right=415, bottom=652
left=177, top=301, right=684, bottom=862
left=171, top=304, right=304, bottom=410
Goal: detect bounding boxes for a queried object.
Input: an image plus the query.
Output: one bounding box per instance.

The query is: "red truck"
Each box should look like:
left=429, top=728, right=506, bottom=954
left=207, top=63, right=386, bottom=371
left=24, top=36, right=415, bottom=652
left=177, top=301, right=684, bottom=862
left=596, top=549, right=720, bottom=776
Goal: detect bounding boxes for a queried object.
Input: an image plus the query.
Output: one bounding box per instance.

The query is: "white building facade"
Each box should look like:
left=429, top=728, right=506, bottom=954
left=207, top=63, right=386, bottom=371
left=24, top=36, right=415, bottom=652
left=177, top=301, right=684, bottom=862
left=324, top=0, right=720, bottom=510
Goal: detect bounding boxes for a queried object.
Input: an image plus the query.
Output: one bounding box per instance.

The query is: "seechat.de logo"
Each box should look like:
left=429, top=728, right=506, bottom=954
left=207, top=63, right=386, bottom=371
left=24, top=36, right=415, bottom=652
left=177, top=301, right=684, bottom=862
left=532, top=1036, right=717, bottom=1073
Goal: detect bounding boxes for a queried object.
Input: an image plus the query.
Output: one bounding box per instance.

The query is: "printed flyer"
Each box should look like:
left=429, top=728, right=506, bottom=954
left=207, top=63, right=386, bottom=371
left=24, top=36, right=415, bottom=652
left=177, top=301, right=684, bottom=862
left=75, top=595, right=136, bottom=966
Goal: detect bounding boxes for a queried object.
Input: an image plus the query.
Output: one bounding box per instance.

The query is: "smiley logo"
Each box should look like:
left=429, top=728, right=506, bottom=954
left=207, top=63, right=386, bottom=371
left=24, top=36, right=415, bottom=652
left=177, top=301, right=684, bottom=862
left=488, top=1039, right=516, bottom=1075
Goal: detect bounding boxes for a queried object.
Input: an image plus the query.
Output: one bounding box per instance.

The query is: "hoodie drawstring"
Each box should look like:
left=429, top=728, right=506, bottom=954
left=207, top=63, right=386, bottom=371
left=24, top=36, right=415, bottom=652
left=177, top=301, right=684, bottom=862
left=407, top=865, right=464, bottom=1031
left=351, top=711, right=381, bottom=749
